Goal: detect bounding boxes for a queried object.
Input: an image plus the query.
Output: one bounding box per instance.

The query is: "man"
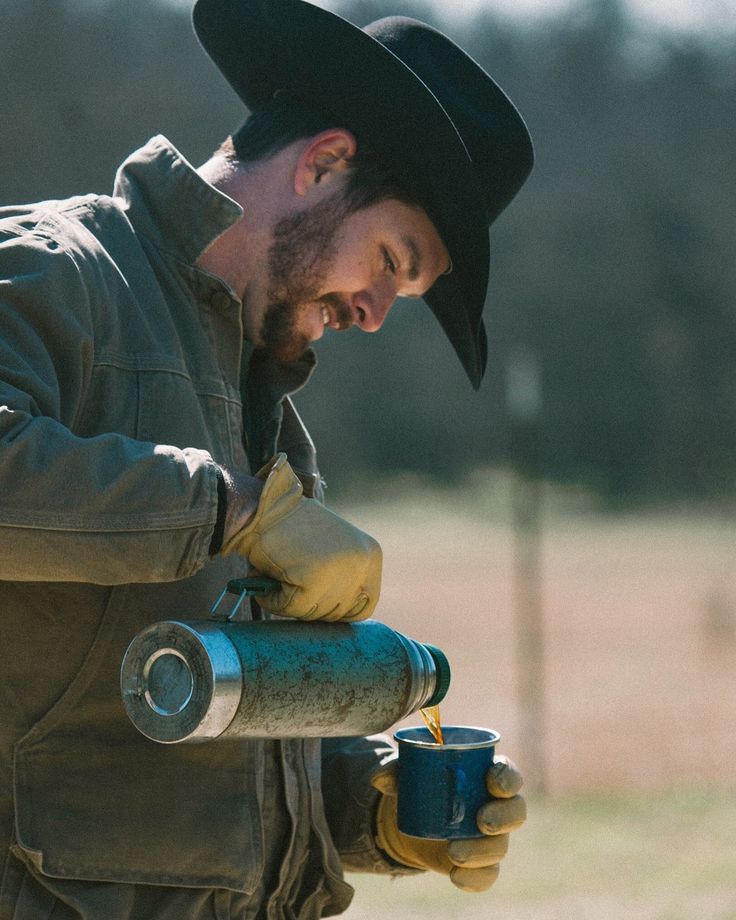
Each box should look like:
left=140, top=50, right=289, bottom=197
left=0, top=0, right=533, bottom=917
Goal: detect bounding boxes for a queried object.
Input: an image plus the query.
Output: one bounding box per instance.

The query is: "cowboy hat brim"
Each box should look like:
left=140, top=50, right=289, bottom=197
left=193, top=0, right=532, bottom=388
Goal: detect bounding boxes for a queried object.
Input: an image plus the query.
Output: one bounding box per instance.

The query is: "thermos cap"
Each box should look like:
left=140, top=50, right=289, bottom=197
left=120, top=620, right=243, bottom=743
left=423, top=643, right=451, bottom=707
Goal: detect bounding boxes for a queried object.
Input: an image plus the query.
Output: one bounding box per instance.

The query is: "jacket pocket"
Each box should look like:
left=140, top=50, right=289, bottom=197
left=12, top=568, right=264, bottom=894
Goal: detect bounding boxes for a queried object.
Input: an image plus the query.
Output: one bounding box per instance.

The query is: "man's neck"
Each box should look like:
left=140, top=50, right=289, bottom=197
left=196, top=155, right=255, bottom=291
left=195, top=153, right=279, bottom=341
left=195, top=144, right=308, bottom=339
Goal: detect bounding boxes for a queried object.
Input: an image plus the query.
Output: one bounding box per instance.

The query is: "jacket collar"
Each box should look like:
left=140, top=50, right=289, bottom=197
left=113, top=135, right=243, bottom=265
left=113, top=135, right=317, bottom=406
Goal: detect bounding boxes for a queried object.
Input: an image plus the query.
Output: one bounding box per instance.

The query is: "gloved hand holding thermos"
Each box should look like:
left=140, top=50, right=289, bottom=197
left=219, top=452, right=382, bottom=621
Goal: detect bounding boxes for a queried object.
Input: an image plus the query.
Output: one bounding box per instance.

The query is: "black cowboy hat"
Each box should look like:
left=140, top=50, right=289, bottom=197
left=192, top=0, right=533, bottom=389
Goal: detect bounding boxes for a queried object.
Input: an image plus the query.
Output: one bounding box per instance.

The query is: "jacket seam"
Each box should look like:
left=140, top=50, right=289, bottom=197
left=0, top=511, right=216, bottom=532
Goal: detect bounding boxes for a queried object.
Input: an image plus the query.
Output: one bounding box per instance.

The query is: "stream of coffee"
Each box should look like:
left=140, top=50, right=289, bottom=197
left=419, top=705, right=444, bottom=744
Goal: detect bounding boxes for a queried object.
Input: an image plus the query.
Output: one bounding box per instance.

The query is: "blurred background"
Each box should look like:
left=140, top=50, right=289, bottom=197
left=3, top=0, right=735, bottom=916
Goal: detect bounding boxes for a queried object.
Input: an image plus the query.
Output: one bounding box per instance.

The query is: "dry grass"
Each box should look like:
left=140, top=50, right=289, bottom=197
left=344, top=787, right=736, bottom=920
left=332, top=475, right=736, bottom=918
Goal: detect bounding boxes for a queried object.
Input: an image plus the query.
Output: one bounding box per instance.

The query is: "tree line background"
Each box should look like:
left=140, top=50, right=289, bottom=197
left=2, top=0, right=735, bottom=504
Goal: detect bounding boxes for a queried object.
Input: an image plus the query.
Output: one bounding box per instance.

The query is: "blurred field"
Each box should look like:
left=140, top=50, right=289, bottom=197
left=345, top=789, right=736, bottom=920
left=345, top=788, right=736, bottom=920
left=333, top=474, right=736, bottom=917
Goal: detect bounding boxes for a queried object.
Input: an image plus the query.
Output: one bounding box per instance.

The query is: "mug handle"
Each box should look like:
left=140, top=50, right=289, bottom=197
left=447, top=765, right=467, bottom=827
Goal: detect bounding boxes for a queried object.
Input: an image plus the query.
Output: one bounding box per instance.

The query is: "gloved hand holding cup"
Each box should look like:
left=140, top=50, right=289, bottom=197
left=371, top=727, right=526, bottom=892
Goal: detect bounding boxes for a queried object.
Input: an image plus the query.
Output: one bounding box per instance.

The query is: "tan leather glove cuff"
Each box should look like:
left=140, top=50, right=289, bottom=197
left=220, top=454, right=298, bottom=557
left=221, top=453, right=381, bottom=621
left=375, top=790, right=451, bottom=873
left=376, top=794, right=424, bottom=870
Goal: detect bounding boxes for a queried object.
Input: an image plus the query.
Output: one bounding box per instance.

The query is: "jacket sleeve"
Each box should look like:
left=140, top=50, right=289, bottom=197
left=321, top=735, right=420, bottom=876
left=0, top=223, right=219, bottom=584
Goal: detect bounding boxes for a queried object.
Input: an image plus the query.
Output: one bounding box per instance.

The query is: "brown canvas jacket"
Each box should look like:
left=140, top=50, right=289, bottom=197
left=0, top=137, right=400, bottom=919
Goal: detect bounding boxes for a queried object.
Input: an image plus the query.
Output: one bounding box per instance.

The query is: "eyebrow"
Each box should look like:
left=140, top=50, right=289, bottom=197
left=402, top=235, right=422, bottom=282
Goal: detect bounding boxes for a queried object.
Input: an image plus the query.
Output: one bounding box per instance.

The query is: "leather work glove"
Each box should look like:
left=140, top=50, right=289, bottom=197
left=371, top=756, right=526, bottom=892
left=222, top=453, right=381, bottom=621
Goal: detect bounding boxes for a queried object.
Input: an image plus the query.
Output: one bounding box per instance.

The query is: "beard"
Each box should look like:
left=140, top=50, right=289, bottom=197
left=259, top=193, right=355, bottom=364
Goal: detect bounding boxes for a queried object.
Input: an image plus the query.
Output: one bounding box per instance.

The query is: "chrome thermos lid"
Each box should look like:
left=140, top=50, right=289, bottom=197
left=121, top=620, right=243, bottom=743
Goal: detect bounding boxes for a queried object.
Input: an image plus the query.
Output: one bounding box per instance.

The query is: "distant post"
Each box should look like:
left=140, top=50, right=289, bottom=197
left=505, top=348, right=546, bottom=794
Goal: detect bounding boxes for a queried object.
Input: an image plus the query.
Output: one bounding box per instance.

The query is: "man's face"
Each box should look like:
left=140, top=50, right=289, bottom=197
left=255, top=191, right=451, bottom=363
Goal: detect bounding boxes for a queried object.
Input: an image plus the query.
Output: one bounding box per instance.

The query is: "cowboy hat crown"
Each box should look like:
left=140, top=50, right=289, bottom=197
left=193, top=0, right=534, bottom=388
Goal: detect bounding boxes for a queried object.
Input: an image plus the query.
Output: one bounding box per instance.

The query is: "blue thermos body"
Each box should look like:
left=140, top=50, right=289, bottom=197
left=120, top=580, right=451, bottom=744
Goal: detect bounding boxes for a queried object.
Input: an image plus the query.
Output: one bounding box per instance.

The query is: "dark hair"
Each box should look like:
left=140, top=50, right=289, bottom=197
left=219, top=92, right=420, bottom=214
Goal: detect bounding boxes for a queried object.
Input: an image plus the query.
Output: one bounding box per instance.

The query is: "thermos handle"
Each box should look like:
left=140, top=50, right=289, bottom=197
left=210, top=576, right=280, bottom=621
left=447, top=765, right=467, bottom=827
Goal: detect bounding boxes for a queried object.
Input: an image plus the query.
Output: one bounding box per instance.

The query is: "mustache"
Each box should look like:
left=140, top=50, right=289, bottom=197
left=319, top=294, right=353, bottom=330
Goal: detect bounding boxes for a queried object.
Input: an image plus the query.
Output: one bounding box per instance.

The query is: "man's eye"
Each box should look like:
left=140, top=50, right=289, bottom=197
left=382, top=247, right=397, bottom=274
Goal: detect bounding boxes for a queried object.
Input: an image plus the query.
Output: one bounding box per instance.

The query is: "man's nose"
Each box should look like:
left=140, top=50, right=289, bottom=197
left=354, top=281, right=396, bottom=332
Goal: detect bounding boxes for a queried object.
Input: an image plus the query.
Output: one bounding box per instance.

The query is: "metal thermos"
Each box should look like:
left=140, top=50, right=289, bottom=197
left=120, top=579, right=451, bottom=744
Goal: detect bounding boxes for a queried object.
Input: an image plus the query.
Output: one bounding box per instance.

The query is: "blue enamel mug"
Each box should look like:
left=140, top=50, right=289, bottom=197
left=394, top=725, right=500, bottom=839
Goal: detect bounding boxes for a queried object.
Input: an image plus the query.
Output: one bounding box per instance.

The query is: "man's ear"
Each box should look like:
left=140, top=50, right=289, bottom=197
left=293, top=128, right=358, bottom=197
